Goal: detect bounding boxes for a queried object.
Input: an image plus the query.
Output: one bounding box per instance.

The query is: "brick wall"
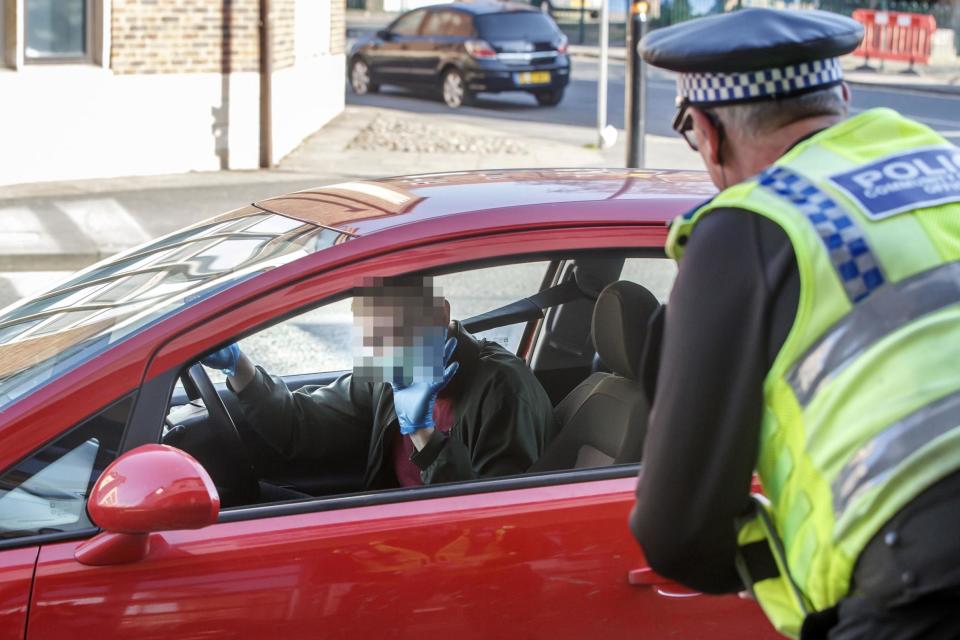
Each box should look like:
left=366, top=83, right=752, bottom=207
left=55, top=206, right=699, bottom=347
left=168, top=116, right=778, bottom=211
left=330, top=0, right=345, bottom=55
left=273, top=0, right=294, bottom=69
left=111, top=0, right=300, bottom=75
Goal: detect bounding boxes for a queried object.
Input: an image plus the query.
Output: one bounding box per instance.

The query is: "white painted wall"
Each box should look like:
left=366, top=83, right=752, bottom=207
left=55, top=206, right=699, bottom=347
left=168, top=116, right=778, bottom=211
left=270, top=0, right=345, bottom=162
left=0, top=0, right=346, bottom=187
left=273, top=54, right=346, bottom=162
left=0, top=66, right=263, bottom=186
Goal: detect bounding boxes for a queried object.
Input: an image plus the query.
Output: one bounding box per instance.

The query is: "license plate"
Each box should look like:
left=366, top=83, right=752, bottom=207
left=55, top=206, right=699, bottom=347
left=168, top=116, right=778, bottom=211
left=515, top=71, right=551, bottom=85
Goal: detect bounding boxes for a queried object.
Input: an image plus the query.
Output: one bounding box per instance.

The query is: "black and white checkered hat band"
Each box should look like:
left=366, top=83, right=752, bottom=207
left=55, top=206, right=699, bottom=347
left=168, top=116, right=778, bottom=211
left=677, top=58, right=843, bottom=105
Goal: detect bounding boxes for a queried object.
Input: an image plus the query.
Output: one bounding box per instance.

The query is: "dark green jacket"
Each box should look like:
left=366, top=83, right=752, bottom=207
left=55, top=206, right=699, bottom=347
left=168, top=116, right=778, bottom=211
left=235, top=323, right=556, bottom=488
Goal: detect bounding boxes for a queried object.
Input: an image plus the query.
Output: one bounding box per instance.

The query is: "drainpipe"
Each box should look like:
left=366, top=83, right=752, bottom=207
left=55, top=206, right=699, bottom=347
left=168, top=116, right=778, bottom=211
left=259, top=0, right=273, bottom=168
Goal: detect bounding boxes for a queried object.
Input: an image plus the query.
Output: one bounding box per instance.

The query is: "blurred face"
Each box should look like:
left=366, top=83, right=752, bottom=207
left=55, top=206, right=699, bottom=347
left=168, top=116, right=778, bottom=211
left=352, top=277, right=449, bottom=387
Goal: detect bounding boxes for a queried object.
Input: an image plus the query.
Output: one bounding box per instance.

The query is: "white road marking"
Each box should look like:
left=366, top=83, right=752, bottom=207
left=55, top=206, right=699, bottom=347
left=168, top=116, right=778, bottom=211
left=0, top=206, right=64, bottom=254
left=56, top=198, right=152, bottom=253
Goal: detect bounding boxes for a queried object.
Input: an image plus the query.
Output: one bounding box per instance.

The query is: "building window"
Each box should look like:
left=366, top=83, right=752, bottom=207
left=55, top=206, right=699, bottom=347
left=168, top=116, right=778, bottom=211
left=25, top=0, right=89, bottom=61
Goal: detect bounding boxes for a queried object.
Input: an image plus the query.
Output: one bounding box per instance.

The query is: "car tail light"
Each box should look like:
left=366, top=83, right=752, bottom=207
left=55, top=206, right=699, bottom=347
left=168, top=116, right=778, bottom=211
left=465, top=39, right=497, bottom=59
left=556, top=34, right=568, bottom=54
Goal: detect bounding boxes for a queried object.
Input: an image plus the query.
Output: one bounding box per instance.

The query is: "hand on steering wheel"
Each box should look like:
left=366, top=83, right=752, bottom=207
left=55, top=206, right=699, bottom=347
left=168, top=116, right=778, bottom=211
left=182, top=363, right=259, bottom=505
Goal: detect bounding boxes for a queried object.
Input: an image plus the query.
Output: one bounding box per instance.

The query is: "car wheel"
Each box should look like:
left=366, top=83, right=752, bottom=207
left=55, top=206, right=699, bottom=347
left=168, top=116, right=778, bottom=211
left=350, top=58, right=378, bottom=95
left=442, top=68, right=471, bottom=109
left=535, top=89, right=564, bottom=107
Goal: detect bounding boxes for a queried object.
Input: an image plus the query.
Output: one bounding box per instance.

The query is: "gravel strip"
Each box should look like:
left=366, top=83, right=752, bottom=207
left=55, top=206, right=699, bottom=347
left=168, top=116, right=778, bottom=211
left=348, top=113, right=529, bottom=154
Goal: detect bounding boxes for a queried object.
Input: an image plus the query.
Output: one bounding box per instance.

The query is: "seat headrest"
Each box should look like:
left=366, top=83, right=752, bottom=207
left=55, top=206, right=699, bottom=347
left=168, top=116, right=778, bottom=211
left=591, top=281, right=660, bottom=380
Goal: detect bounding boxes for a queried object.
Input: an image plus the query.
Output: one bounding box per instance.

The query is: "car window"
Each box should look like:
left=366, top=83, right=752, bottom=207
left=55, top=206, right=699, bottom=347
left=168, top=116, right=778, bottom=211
left=419, top=11, right=445, bottom=37
left=435, top=260, right=550, bottom=354
left=619, top=257, right=677, bottom=302
left=162, top=256, right=663, bottom=515
left=0, top=395, right=131, bottom=540
left=474, top=12, right=559, bottom=41
left=0, top=212, right=347, bottom=413
left=236, top=260, right=551, bottom=379
left=236, top=297, right=354, bottom=378
left=390, top=10, right=425, bottom=36
left=422, top=11, right=473, bottom=37
left=445, top=12, right=474, bottom=37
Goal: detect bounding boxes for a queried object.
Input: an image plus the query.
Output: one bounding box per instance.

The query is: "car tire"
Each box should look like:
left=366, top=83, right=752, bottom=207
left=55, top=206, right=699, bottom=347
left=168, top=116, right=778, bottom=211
left=350, top=58, right=378, bottom=95
left=534, top=89, right=564, bottom=107
left=442, top=68, right=472, bottom=109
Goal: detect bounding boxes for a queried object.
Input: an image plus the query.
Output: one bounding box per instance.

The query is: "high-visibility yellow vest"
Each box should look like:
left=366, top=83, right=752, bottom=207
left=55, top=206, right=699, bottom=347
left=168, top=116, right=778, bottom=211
left=667, top=108, right=960, bottom=637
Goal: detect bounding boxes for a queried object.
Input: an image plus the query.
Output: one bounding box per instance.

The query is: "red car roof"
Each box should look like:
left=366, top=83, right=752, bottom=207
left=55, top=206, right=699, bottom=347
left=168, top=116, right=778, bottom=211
left=253, top=169, right=716, bottom=238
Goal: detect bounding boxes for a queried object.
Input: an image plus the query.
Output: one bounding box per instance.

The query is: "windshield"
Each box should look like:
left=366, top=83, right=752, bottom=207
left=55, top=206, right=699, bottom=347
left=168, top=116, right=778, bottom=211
left=0, top=211, right=347, bottom=411
left=475, top=12, right=559, bottom=41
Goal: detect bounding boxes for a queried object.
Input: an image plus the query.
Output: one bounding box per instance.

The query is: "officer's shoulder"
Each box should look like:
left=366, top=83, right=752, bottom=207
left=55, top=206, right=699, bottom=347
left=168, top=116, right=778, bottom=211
left=686, top=207, right=790, bottom=258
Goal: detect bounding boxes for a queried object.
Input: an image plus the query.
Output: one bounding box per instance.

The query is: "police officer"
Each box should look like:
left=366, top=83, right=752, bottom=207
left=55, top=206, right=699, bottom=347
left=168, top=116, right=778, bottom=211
left=628, top=8, right=960, bottom=639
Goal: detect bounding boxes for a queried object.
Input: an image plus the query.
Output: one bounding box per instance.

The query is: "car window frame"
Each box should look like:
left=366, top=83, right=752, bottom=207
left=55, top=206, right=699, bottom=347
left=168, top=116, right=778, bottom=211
left=126, top=244, right=672, bottom=525
left=0, top=392, right=137, bottom=551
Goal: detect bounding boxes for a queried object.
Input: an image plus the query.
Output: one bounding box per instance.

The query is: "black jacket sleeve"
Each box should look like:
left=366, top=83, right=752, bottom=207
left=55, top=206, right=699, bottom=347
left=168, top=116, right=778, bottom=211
left=235, top=367, right=375, bottom=467
left=630, top=208, right=800, bottom=594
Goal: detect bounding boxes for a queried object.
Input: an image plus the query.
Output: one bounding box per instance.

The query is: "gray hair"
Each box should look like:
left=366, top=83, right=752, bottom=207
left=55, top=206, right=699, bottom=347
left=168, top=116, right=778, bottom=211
left=711, top=85, right=847, bottom=140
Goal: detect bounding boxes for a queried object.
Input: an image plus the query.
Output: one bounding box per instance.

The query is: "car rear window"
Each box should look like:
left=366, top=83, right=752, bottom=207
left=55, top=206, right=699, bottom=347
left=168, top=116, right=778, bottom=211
left=0, top=212, right=346, bottom=411
left=475, top=12, right=559, bottom=41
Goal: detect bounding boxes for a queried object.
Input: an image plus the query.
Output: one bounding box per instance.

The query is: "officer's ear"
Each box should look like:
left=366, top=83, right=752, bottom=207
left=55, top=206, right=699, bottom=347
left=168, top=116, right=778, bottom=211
left=840, top=81, right=851, bottom=105
left=689, top=107, right=723, bottom=167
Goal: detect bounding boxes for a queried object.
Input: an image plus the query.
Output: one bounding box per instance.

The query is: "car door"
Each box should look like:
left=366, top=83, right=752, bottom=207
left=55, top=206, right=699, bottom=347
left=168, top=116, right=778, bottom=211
left=374, top=9, right=427, bottom=86
left=0, top=546, right=37, bottom=640
left=23, top=235, right=778, bottom=639
left=0, top=395, right=134, bottom=640
left=413, top=10, right=446, bottom=85
left=416, top=10, right=471, bottom=85
left=27, top=473, right=775, bottom=639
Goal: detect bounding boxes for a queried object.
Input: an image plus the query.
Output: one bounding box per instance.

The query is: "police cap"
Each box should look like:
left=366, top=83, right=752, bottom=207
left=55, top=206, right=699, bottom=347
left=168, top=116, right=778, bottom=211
left=640, top=9, right=863, bottom=108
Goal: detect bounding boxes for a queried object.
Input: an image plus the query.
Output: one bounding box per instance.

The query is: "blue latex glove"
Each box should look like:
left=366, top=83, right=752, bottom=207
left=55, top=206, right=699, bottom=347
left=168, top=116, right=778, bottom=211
left=201, top=343, right=241, bottom=377
left=391, top=337, right=459, bottom=435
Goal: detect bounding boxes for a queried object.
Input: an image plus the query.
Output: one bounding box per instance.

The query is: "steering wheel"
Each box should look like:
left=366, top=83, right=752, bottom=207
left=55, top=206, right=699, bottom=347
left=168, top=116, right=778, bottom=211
left=183, top=363, right=260, bottom=504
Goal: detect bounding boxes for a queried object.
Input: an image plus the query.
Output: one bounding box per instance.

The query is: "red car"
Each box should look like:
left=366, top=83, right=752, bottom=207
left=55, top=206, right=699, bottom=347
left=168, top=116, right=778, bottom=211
left=0, top=169, right=778, bottom=639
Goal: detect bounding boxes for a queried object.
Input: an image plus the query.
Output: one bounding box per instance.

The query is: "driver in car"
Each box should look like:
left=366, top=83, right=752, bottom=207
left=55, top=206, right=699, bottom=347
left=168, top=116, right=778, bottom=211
left=201, top=275, right=556, bottom=490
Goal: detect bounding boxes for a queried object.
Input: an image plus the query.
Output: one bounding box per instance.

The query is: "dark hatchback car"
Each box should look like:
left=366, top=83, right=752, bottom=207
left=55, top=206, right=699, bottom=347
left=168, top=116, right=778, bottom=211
left=349, top=2, right=570, bottom=108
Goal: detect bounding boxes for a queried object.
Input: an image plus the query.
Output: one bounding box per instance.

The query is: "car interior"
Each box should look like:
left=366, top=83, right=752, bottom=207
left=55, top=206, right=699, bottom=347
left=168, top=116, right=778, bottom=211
left=161, top=250, right=677, bottom=509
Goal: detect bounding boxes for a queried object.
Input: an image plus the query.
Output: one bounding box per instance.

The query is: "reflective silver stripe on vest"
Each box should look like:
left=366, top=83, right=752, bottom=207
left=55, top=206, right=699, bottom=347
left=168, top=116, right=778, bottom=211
left=788, top=261, right=960, bottom=407
left=832, top=390, right=960, bottom=518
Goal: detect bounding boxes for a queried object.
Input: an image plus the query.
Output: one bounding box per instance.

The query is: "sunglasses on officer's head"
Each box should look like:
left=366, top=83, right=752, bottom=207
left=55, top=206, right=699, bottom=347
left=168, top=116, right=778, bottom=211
left=672, top=102, right=722, bottom=153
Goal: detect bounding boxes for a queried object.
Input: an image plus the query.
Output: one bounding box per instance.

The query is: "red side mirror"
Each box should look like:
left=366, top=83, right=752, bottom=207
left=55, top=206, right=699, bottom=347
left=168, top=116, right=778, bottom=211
left=75, top=444, right=220, bottom=566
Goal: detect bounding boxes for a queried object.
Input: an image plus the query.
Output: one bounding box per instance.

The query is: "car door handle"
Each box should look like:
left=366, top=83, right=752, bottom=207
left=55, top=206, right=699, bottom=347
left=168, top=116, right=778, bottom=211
left=628, top=567, right=702, bottom=598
